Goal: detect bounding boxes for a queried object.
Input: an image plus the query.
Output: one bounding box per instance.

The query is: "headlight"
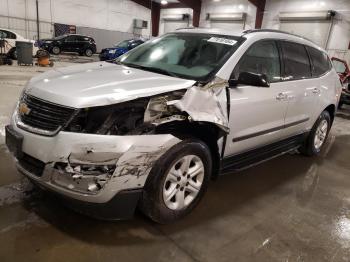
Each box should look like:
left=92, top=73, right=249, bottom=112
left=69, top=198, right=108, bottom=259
left=64, top=98, right=150, bottom=135
left=64, top=90, right=187, bottom=135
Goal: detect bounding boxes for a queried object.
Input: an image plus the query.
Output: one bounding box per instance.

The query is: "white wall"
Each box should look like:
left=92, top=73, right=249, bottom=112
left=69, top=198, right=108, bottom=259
left=199, top=0, right=257, bottom=30
left=262, top=0, right=350, bottom=54
left=159, top=8, right=193, bottom=35
left=0, top=0, right=151, bottom=38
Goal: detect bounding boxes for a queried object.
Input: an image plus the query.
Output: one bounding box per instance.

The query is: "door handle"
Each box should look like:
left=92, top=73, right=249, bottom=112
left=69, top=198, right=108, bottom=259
left=276, top=93, right=288, bottom=101
left=312, top=88, right=321, bottom=94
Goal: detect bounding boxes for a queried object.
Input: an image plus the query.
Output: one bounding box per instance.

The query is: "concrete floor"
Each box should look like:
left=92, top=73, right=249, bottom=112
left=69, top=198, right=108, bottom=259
left=1, top=60, right=350, bottom=262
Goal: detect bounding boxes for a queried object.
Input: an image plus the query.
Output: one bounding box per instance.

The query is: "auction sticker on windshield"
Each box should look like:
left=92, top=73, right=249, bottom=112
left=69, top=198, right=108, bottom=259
left=207, top=37, right=237, bottom=46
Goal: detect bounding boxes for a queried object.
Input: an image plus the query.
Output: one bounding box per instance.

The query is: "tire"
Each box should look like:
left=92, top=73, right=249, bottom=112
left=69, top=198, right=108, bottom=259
left=85, top=48, right=93, bottom=57
left=51, top=46, right=60, bottom=55
left=299, top=110, right=331, bottom=156
left=139, top=139, right=212, bottom=224
left=9, top=48, right=17, bottom=60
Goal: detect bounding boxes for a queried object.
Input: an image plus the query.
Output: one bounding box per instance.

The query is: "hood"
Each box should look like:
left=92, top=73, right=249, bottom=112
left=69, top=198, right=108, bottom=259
left=103, top=47, right=127, bottom=51
left=26, top=62, right=196, bottom=108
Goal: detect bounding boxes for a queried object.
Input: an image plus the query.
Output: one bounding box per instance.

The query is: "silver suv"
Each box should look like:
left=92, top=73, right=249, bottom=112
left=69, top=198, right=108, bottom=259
left=6, top=29, right=342, bottom=223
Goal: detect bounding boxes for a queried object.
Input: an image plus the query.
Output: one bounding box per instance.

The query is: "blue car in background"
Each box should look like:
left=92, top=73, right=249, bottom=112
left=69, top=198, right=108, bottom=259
left=99, top=39, right=144, bottom=61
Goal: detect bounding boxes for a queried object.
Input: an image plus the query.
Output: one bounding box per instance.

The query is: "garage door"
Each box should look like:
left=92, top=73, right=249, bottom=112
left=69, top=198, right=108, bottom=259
left=210, top=21, right=245, bottom=31
left=164, top=21, right=189, bottom=34
left=279, top=11, right=335, bottom=48
left=280, top=21, right=331, bottom=48
left=207, top=13, right=246, bottom=32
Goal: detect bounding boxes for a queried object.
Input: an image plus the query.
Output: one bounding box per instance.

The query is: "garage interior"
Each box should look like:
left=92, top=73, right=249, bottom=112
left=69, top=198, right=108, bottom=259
left=1, top=0, right=350, bottom=261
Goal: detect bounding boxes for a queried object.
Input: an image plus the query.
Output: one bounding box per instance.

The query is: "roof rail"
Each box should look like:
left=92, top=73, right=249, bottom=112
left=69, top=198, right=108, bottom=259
left=242, top=29, right=315, bottom=44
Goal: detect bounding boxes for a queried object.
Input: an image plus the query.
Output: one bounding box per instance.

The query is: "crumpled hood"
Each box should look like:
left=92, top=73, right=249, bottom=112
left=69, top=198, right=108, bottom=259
left=26, top=62, right=196, bottom=108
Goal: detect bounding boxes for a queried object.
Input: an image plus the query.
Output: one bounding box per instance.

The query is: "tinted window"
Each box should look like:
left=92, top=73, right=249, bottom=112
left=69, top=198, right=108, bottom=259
left=307, top=46, right=331, bottom=76
left=281, top=41, right=311, bottom=80
left=65, top=35, right=77, bottom=41
left=233, top=40, right=281, bottom=83
left=0, top=30, right=16, bottom=39
left=76, top=36, right=86, bottom=41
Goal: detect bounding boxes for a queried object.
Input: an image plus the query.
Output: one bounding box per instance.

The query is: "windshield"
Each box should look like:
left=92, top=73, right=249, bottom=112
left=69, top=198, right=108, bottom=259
left=114, top=40, right=130, bottom=48
left=116, top=33, right=243, bottom=81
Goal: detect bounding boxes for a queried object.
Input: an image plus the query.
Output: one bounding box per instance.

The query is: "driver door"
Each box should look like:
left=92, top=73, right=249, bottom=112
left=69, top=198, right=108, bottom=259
left=224, top=40, right=290, bottom=156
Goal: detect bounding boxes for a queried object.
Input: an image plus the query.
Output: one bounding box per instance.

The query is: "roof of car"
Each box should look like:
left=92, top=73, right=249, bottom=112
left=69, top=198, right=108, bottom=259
left=175, top=27, right=323, bottom=51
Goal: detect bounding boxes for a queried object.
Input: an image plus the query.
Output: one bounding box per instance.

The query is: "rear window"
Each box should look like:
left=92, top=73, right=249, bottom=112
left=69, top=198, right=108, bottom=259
left=307, top=46, right=332, bottom=77
left=280, top=41, right=311, bottom=80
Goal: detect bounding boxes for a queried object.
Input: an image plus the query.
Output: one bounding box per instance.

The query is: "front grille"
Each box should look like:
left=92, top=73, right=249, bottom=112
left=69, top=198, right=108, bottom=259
left=18, top=153, right=45, bottom=177
left=19, top=94, right=76, bottom=132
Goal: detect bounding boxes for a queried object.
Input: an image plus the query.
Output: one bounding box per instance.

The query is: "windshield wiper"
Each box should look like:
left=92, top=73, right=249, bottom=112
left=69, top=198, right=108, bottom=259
left=123, top=63, right=179, bottom=78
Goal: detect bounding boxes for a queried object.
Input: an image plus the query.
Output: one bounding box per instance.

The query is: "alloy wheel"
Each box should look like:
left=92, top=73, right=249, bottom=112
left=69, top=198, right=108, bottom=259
left=163, top=155, right=204, bottom=210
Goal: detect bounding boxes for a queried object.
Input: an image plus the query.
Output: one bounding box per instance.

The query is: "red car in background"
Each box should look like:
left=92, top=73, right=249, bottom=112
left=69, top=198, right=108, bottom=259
left=331, top=57, right=350, bottom=108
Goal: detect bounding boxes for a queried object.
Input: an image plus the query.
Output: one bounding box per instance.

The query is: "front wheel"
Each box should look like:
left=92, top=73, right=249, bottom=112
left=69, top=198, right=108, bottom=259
left=139, top=139, right=212, bottom=224
left=299, top=111, right=331, bottom=156
left=51, top=46, right=60, bottom=55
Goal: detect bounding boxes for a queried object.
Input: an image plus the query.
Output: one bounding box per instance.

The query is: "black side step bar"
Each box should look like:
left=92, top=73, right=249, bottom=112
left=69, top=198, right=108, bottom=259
left=220, top=133, right=306, bottom=174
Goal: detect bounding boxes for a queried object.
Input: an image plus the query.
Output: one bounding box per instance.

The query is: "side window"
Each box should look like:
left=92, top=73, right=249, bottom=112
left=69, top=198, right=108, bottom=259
left=307, top=46, right=331, bottom=77
left=280, top=41, right=311, bottom=80
left=7, top=31, right=16, bottom=39
left=0, top=30, right=16, bottom=39
left=233, top=40, right=281, bottom=83
left=65, top=35, right=77, bottom=42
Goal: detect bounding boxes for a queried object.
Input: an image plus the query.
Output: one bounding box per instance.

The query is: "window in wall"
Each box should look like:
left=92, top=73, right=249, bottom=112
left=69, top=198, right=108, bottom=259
left=233, top=40, right=281, bottom=83
left=280, top=41, right=311, bottom=80
left=306, top=46, right=332, bottom=77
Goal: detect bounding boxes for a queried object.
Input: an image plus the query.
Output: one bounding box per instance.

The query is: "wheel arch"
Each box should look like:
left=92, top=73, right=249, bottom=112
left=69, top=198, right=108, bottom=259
left=323, top=104, right=336, bottom=125
left=156, top=121, right=224, bottom=180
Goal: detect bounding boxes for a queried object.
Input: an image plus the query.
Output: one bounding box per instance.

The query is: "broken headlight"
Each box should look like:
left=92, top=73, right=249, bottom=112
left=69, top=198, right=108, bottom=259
left=64, top=98, right=151, bottom=135
left=64, top=90, right=187, bottom=135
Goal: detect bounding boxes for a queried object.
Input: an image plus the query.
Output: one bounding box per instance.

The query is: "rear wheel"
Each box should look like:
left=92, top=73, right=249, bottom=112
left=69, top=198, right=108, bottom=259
left=299, top=110, right=331, bottom=156
left=85, top=48, right=93, bottom=57
left=139, top=139, right=212, bottom=224
left=51, top=46, right=60, bottom=55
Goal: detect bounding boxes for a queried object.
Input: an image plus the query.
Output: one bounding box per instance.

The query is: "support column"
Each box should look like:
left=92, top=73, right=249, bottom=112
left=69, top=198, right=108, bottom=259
left=151, top=2, right=160, bottom=36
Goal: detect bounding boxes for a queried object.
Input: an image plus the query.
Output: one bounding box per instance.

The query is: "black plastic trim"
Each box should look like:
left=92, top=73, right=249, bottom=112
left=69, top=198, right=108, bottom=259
left=232, top=117, right=309, bottom=142
left=221, top=133, right=306, bottom=174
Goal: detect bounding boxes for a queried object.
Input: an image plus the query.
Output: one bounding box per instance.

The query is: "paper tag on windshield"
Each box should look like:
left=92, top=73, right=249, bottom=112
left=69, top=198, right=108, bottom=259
left=207, top=37, right=237, bottom=46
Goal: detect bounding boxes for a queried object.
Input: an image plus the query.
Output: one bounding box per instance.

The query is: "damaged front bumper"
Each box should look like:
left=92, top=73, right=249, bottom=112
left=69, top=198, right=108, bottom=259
left=7, top=118, right=181, bottom=218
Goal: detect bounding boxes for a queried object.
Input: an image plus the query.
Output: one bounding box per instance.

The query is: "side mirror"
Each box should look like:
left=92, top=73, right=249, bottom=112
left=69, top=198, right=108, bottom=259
left=229, top=72, right=270, bottom=88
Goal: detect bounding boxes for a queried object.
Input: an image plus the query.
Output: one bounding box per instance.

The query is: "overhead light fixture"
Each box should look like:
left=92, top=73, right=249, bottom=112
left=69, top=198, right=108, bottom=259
left=161, top=0, right=168, bottom=5
left=213, top=0, right=221, bottom=2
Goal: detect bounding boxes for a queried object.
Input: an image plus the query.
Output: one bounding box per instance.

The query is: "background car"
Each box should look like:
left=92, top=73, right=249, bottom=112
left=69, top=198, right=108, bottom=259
left=39, top=34, right=97, bottom=57
left=331, top=57, right=350, bottom=108
left=0, top=28, right=38, bottom=59
left=99, top=39, right=144, bottom=61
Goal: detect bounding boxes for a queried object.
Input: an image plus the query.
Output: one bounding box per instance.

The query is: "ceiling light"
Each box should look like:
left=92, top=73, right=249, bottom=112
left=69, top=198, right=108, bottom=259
left=213, top=0, right=221, bottom=2
left=161, top=0, right=168, bottom=5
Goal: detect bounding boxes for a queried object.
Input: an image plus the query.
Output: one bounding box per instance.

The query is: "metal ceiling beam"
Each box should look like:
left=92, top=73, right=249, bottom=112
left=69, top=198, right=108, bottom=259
left=176, top=0, right=202, bottom=27
left=130, top=0, right=152, bottom=9
left=248, top=0, right=266, bottom=29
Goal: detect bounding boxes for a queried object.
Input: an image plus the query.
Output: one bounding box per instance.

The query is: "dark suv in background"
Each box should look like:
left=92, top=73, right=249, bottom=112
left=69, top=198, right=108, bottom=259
left=39, top=34, right=97, bottom=57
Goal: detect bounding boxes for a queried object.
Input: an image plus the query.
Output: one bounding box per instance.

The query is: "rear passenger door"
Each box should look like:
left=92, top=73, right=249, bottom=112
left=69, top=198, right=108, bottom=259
left=225, top=40, right=289, bottom=156
left=279, top=41, right=318, bottom=138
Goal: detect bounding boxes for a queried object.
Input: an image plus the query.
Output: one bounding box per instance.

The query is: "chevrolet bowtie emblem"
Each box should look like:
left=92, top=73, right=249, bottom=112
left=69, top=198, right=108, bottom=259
left=19, top=102, right=31, bottom=116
